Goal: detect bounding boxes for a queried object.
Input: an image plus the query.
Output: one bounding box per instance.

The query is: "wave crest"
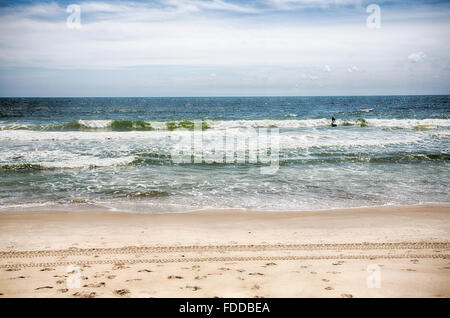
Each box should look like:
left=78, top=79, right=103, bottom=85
left=1, top=118, right=449, bottom=131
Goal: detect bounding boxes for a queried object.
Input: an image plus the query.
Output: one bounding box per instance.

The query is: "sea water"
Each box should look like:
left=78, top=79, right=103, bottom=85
left=0, top=96, right=448, bottom=212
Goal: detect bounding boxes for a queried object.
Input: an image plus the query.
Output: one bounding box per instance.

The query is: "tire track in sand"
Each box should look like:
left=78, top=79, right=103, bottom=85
left=0, top=253, right=449, bottom=269
left=1, top=241, right=448, bottom=259
left=0, top=242, right=449, bottom=269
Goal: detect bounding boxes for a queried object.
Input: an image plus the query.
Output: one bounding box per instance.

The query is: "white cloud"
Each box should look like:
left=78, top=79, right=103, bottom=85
left=0, top=1, right=449, bottom=96
left=407, top=51, right=426, bottom=63
left=300, top=73, right=319, bottom=80
left=264, top=0, right=364, bottom=10
left=347, top=65, right=358, bottom=73
left=0, top=2, right=447, bottom=72
left=80, top=0, right=259, bottom=18
left=173, top=0, right=259, bottom=13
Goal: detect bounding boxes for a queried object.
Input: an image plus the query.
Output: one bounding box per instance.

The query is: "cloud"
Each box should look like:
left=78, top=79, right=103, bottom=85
left=300, top=73, right=319, bottom=80
left=0, top=1, right=449, bottom=96
left=80, top=0, right=260, bottom=18
left=171, top=0, right=260, bottom=13
left=347, top=65, right=358, bottom=73
left=264, top=0, right=364, bottom=10
left=407, top=51, right=427, bottom=63
left=0, top=1, right=448, bottom=72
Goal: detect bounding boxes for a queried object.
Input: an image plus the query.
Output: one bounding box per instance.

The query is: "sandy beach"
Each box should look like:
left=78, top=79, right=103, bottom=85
left=0, top=205, right=449, bottom=298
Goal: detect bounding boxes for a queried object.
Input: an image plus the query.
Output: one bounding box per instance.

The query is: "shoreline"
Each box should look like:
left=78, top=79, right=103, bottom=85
left=0, top=202, right=449, bottom=214
left=0, top=204, right=449, bottom=297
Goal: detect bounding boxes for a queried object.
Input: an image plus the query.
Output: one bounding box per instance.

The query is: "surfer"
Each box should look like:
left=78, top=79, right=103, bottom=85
left=331, top=116, right=337, bottom=127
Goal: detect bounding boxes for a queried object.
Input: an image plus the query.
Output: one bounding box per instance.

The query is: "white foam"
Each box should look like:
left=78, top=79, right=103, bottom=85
left=77, top=119, right=112, bottom=128
left=202, top=118, right=450, bottom=130
left=1, top=118, right=449, bottom=131
left=0, top=149, right=136, bottom=169
left=40, top=156, right=135, bottom=169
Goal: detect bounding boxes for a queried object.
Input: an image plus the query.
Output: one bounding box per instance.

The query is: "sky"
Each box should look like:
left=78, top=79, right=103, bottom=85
left=0, top=0, right=449, bottom=96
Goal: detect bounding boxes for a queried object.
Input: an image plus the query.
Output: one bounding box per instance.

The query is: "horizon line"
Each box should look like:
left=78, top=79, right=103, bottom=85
left=1, top=94, right=449, bottom=98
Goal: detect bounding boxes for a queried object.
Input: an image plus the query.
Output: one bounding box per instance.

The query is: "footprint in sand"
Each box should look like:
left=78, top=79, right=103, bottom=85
left=332, top=261, right=345, bottom=266
left=168, top=275, right=183, bottom=279
left=126, top=279, right=142, bottom=282
left=410, top=259, right=419, bottom=264
left=207, top=273, right=223, bottom=276
left=236, top=269, right=246, bottom=273
left=114, top=289, right=130, bottom=296
left=73, top=291, right=96, bottom=298
left=251, top=284, right=260, bottom=290
left=113, top=264, right=130, bottom=270
left=56, top=280, right=65, bottom=284
left=341, top=293, right=353, bottom=298
left=35, top=286, right=53, bottom=290
left=324, top=286, right=334, bottom=291
left=195, top=275, right=207, bottom=280
left=83, top=282, right=105, bottom=288
left=40, top=268, right=55, bottom=272
left=263, top=262, right=277, bottom=268
left=10, top=276, right=29, bottom=280
left=322, top=279, right=330, bottom=282
left=58, top=288, right=69, bottom=293
left=310, top=272, right=317, bottom=274
left=186, top=285, right=201, bottom=291
left=107, top=275, right=116, bottom=279
left=5, top=268, right=20, bottom=272
left=248, top=272, right=264, bottom=276
left=138, top=269, right=152, bottom=273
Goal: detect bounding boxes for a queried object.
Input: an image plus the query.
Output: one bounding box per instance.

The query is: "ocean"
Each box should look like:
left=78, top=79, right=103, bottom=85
left=0, top=96, right=448, bottom=212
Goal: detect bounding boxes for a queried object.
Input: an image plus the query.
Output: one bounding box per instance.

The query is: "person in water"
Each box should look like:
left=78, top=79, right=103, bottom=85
left=331, top=116, right=337, bottom=127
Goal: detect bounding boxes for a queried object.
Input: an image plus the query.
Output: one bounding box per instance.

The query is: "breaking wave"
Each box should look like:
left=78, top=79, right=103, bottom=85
left=0, top=118, right=449, bottom=131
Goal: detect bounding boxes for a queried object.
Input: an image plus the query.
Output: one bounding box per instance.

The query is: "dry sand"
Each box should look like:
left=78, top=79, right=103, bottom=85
left=0, top=205, right=449, bottom=298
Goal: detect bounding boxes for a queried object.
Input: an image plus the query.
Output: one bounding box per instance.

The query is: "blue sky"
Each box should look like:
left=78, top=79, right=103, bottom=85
left=0, top=0, right=449, bottom=96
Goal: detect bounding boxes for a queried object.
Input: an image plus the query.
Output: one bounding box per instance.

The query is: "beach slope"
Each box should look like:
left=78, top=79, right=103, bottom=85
left=0, top=205, right=449, bottom=297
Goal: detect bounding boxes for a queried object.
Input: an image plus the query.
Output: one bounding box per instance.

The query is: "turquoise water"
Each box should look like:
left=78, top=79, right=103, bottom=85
left=0, top=96, right=449, bottom=212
